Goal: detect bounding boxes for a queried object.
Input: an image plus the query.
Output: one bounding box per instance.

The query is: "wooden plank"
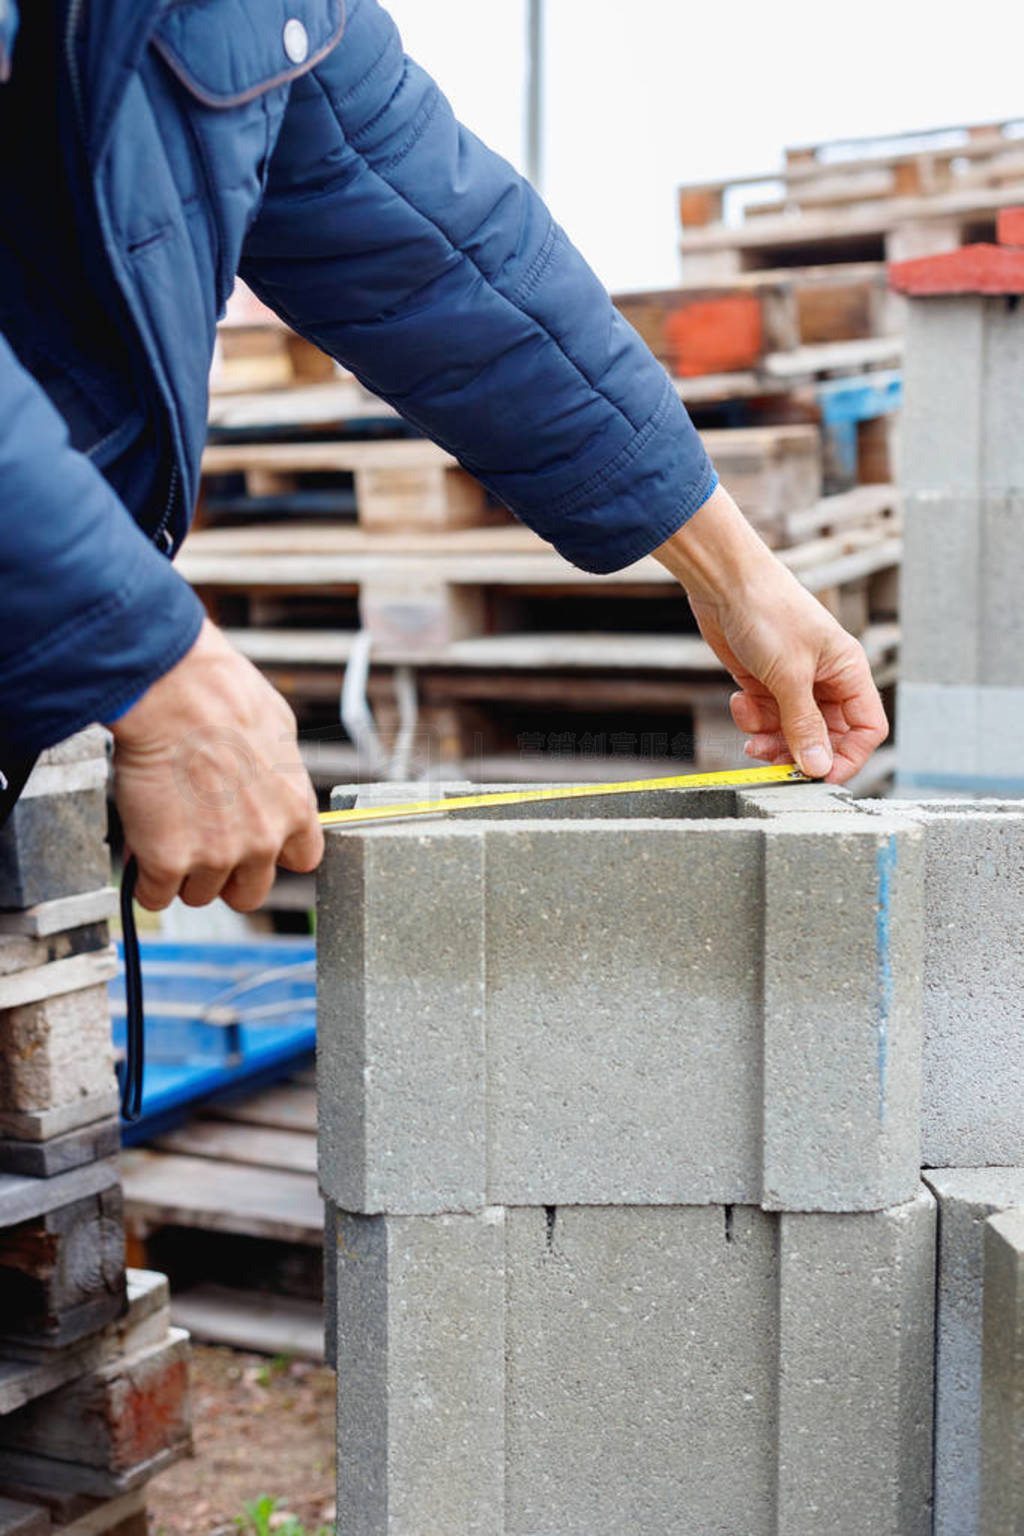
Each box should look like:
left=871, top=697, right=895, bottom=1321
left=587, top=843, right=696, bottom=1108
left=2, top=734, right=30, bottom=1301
left=60, top=1490, right=146, bottom=1536
left=0, top=890, right=117, bottom=941
left=119, top=1151, right=323, bottom=1244
left=0, top=1332, right=190, bottom=1480
left=0, top=985, right=118, bottom=1119
left=0, top=1499, right=48, bottom=1536
left=0, top=1272, right=168, bottom=1418
left=152, top=1118, right=317, bottom=1174
left=0, top=1183, right=127, bottom=1357
left=761, top=335, right=903, bottom=377
left=170, top=1284, right=324, bottom=1360
left=0, top=950, right=118, bottom=1012
left=0, top=1091, right=121, bottom=1146
left=208, top=1082, right=317, bottom=1133
left=0, top=1159, right=120, bottom=1234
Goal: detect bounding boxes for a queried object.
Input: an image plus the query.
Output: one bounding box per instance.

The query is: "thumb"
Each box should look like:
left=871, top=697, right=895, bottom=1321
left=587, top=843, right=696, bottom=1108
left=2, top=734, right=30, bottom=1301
left=774, top=675, right=833, bottom=779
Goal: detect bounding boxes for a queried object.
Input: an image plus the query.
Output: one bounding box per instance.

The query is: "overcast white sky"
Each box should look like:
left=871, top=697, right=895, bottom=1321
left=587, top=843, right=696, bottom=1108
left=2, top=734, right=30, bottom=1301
left=384, top=0, right=1024, bottom=292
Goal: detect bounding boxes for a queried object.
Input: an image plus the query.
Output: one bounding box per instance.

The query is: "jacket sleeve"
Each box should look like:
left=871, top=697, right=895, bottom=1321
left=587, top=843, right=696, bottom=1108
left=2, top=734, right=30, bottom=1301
left=241, top=0, right=717, bottom=575
left=0, top=331, right=205, bottom=758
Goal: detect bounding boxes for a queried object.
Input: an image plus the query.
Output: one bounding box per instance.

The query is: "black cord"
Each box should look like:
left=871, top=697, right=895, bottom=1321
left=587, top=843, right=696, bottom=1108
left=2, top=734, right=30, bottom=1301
left=119, top=854, right=145, bottom=1122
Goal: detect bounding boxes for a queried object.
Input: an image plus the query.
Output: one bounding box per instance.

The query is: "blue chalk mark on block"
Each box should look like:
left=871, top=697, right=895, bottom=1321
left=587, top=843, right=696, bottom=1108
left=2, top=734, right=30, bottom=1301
left=875, top=836, right=898, bottom=1123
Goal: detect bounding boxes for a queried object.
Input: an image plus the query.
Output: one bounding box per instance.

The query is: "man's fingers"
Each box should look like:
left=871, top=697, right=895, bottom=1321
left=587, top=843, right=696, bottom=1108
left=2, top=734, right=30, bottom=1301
left=278, top=813, right=325, bottom=875
left=220, top=855, right=279, bottom=914
left=179, top=864, right=233, bottom=908
left=133, top=857, right=187, bottom=912
left=772, top=675, right=833, bottom=779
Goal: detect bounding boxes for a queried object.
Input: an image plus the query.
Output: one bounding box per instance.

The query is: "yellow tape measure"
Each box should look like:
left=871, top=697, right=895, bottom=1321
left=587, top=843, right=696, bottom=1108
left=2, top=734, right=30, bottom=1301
left=319, top=762, right=810, bottom=828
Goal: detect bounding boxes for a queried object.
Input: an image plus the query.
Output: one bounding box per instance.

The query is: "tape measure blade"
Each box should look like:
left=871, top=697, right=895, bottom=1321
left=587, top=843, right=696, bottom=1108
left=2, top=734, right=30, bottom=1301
left=319, top=763, right=809, bottom=828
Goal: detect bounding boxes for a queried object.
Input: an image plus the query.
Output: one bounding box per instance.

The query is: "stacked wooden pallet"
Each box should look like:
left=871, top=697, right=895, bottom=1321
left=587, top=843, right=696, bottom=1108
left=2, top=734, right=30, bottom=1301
left=0, top=733, right=190, bottom=1535
left=120, top=1067, right=323, bottom=1360
left=185, top=397, right=900, bottom=796
left=677, top=117, right=1024, bottom=280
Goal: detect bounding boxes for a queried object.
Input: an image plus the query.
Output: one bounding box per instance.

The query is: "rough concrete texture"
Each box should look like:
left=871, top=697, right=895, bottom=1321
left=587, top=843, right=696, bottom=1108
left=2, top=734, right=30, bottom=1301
left=923, top=1170, right=1024, bottom=1536
left=777, top=1189, right=936, bottom=1536
left=905, top=806, right=1024, bottom=1166
left=901, top=295, right=1024, bottom=496
left=0, top=788, right=110, bottom=911
left=980, top=1206, right=1024, bottom=1536
left=484, top=818, right=766, bottom=1206
left=317, top=783, right=925, bottom=1214
left=504, top=1204, right=779, bottom=1536
left=896, top=682, right=1024, bottom=793
left=761, top=813, right=923, bottom=1211
left=330, top=1197, right=935, bottom=1536
left=333, top=1207, right=505, bottom=1536
left=900, top=494, right=982, bottom=687
left=318, top=825, right=486, bottom=1215
left=0, top=985, right=117, bottom=1115
left=901, top=297, right=985, bottom=494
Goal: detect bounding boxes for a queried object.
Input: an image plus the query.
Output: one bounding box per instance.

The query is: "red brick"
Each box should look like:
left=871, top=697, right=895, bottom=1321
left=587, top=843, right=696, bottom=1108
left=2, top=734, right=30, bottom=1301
left=664, top=293, right=763, bottom=376
left=997, top=207, right=1024, bottom=246
left=888, top=244, right=1024, bottom=296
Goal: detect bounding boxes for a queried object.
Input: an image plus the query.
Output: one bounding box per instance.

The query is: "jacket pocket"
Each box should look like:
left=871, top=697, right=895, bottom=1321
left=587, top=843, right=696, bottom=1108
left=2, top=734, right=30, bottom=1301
left=151, top=0, right=344, bottom=109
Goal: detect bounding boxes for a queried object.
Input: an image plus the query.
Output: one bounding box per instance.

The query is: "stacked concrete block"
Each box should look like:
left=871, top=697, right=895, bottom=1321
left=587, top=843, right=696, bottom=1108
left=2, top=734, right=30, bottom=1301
left=319, top=779, right=939, bottom=1533
left=0, top=732, right=190, bottom=1529
left=924, top=1171, right=1024, bottom=1536
left=980, top=1207, right=1024, bottom=1535
left=890, top=215, right=1024, bottom=794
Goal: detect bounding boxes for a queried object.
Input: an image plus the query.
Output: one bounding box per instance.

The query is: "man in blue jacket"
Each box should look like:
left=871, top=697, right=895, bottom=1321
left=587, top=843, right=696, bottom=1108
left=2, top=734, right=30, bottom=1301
left=0, top=0, right=886, bottom=912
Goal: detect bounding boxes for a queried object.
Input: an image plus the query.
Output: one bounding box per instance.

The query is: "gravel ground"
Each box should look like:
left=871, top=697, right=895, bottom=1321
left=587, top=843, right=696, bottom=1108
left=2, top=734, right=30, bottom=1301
left=146, top=1344, right=336, bottom=1535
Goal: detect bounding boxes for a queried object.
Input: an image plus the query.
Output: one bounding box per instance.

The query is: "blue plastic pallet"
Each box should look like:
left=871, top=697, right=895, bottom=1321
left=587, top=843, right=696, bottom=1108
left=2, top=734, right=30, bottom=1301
left=110, top=938, right=316, bottom=1144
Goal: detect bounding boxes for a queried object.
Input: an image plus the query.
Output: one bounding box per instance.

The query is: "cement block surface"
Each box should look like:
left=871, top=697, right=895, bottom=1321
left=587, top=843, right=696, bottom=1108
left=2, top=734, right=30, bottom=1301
left=317, top=824, right=486, bottom=1215
left=0, top=790, right=109, bottom=911
left=912, top=807, right=1024, bottom=1165
left=896, top=682, right=1024, bottom=794
left=979, top=493, right=1024, bottom=687
left=777, top=1187, right=936, bottom=1536
left=980, top=1206, right=1024, bottom=1536
left=761, top=814, right=923, bottom=1211
left=979, top=296, right=1024, bottom=491
left=926, top=1170, right=1024, bottom=1536
left=899, top=494, right=981, bottom=686
left=333, top=1207, right=504, bottom=1536
left=505, top=1204, right=778, bottom=1536
left=485, top=819, right=765, bottom=1206
left=901, top=297, right=984, bottom=493
left=0, top=986, right=117, bottom=1116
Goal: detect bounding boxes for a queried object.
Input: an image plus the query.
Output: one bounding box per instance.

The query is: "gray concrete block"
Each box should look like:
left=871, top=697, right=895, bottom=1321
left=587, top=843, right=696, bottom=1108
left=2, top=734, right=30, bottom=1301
left=896, top=682, right=1024, bottom=795
left=910, top=807, right=1024, bottom=1165
left=734, top=780, right=854, bottom=817
left=777, top=1187, right=936, bottom=1536
left=0, top=789, right=110, bottom=911
left=923, top=1170, right=1024, bottom=1536
left=979, top=295, right=1024, bottom=493
left=899, top=493, right=981, bottom=686
left=317, top=824, right=486, bottom=1214
left=901, top=297, right=984, bottom=494
left=332, top=1207, right=505, bottom=1536
left=505, top=1203, right=778, bottom=1536
left=980, top=1206, right=1024, bottom=1536
left=484, top=819, right=765, bottom=1206
left=761, top=814, right=924, bottom=1211
left=979, top=493, right=1024, bottom=688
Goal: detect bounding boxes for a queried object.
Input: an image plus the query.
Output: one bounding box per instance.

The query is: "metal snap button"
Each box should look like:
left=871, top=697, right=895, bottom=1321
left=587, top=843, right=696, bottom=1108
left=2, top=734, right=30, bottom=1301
left=283, top=17, right=309, bottom=64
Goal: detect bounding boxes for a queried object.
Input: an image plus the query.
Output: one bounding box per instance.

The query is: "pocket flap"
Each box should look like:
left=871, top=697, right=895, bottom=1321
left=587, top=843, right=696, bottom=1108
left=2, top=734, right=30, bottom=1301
left=152, top=0, right=344, bottom=108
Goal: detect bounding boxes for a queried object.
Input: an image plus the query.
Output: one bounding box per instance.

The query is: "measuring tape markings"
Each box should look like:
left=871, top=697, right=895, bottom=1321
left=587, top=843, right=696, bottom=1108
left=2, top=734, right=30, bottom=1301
left=319, top=763, right=812, bottom=828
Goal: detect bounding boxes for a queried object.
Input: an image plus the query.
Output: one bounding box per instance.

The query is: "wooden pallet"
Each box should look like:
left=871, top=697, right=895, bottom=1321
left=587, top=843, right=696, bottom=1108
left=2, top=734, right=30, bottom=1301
left=198, top=422, right=825, bottom=546
left=678, top=118, right=1024, bottom=228
left=119, top=1073, right=324, bottom=1357
left=614, top=262, right=897, bottom=378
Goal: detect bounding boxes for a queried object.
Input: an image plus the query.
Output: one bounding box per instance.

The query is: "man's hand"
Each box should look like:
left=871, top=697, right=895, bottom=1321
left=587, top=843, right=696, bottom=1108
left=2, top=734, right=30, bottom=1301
left=654, top=485, right=888, bottom=784
left=108, top=620, right=323, bottom=911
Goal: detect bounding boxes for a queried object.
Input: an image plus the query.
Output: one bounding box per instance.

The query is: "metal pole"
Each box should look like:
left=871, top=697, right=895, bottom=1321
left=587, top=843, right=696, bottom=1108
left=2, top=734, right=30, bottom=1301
left=525, top=0, right=544, bottom=192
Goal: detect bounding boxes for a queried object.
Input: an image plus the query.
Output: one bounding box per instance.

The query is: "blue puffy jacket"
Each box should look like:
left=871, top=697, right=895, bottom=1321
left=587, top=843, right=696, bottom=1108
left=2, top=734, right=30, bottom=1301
left=0, top=0, right=717, bottom=759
